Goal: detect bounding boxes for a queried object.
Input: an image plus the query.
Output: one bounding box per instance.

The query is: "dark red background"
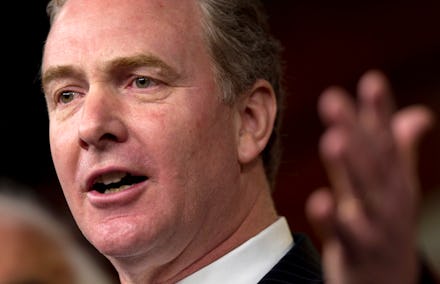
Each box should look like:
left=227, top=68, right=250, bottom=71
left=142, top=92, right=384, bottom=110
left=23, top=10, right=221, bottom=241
left=1, top=1, right=438, bottom=280
left=264, top=1, right=440, bottom=249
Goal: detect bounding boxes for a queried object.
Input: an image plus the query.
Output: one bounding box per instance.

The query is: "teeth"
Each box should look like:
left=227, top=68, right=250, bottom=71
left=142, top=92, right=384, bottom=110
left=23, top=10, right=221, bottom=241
left=95, top=172, right=127, bottom=185
left=103, top=185, right=130, bottom=194
left=92, top=173, right=148, bottom=194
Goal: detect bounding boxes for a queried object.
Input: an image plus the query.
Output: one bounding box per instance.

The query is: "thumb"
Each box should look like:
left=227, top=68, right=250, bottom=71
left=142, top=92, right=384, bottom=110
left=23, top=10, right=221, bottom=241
left=392, top=105, right=436, bottom=183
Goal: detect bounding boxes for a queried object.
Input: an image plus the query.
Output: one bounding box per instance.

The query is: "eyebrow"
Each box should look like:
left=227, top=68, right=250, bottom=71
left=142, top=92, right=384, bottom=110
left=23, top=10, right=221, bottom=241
left=41, top=65, right=84, bottom=93
left=103, top=54, right=180, bottom=81
left=41, top=54, right=180, bottom=92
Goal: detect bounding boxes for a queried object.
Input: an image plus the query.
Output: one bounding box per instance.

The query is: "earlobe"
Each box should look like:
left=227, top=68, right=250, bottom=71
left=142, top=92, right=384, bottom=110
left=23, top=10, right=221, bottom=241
left=237, top=79, right=277, bottom=164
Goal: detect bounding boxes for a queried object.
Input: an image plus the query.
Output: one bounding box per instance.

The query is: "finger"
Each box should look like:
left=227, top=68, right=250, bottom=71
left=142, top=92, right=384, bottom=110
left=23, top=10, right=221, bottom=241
left=392, top=105, right=436, bottom=189
left=319, top=117, right=383, bottom=212
left=318, top=126, right=382, bottom=251
left=307, top=188, right=381, bottom=264
left=318, top=86, right=357, bottom=127
left=358, top=69, right=396, bottom=132
left=318, top=82, right=389, bottom=200
left=356, top=70, right=399, bottom=190
left=306, top=188, right=336, bottom=241
left=318, top=87, right=360, bottom=200
left=319, top=124, right=361, bottom=201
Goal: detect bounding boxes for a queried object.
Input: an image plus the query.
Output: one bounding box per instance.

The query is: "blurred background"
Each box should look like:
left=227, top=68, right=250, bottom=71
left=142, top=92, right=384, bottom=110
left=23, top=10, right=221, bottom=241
left=1, top=0, right=439, bottom=281
left=262, top=1, right=440, bottom=272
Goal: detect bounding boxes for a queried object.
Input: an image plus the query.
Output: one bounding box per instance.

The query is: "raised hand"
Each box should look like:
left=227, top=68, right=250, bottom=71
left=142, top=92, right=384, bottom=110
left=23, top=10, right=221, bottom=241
left=306, top=70, right=435, bottom=284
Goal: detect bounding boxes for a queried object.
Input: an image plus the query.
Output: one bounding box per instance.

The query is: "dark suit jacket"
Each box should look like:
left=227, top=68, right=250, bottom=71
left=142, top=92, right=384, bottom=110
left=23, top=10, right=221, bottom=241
left=258, top=233, right=439, bottom=284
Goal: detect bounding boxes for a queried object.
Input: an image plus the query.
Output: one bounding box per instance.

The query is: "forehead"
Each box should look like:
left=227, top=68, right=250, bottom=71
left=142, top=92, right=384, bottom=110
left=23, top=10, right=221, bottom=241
left=56, top=0, right=200, bottom=25
left=43, top=0, right=206, bottom=71
left=59, top=0, right=199, bottom=19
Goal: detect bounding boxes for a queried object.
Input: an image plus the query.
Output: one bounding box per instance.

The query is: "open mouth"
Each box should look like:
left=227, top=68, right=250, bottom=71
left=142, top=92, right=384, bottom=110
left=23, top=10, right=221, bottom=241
left=92, top=172, right=148, bottom=194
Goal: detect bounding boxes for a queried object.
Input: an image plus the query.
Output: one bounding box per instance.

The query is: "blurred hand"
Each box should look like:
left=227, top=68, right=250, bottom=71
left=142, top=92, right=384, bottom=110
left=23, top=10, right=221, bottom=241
left=306, top=70, right=435, bottom=284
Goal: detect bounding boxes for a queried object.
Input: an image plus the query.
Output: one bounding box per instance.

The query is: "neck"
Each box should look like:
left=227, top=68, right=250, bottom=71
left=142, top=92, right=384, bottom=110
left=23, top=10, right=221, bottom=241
left=113, top=159, right=278, bottom=284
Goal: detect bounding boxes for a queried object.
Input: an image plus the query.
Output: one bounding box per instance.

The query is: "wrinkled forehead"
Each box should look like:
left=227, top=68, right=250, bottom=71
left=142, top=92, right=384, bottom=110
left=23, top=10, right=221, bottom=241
left=43, top=0, right=206, bottom=71
left=52, top=0, right=201, bottom=33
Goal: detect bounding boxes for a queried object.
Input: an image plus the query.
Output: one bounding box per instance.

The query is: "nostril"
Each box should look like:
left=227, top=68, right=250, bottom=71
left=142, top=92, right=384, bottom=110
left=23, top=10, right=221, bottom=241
left=79, top=133, right=120, bottom=150
left=101, top=133, right=119, bottom=142
left=79, top=137, right=89, bottom=150
left=78, top=107, right=128, bottom=148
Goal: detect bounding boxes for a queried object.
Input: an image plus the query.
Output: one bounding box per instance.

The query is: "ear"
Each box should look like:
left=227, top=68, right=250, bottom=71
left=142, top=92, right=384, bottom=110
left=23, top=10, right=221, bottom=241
left=237, top=79, right=277, bottom=165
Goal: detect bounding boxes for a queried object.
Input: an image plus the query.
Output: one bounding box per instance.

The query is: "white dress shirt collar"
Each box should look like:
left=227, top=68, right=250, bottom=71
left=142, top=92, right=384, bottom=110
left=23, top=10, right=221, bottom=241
left=178, top=217, right=294, bottom=284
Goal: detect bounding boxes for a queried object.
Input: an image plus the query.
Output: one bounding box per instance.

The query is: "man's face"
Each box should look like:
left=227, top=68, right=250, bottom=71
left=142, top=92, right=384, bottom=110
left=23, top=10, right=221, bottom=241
left=42, top=0, right=248, bottom=265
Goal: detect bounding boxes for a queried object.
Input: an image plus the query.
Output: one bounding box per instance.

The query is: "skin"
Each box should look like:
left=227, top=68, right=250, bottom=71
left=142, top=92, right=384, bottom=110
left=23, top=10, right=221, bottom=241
left=307, top=70, right=436, bottom=284
left=41, top=0, right=278, bottom=283
left=41, top=0, right=436, bottom=283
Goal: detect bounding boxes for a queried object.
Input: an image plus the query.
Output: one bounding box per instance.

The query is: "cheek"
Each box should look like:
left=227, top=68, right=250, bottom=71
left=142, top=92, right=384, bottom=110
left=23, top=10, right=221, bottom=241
left=160, top=104, right=238, bottom=192
left=139, top=100, right=237, bottom=189
left=49, top=122, right=78, bottom=189
left=49, top=126, right=65, bottom=173
left=161, top=112, right=230, bottom=168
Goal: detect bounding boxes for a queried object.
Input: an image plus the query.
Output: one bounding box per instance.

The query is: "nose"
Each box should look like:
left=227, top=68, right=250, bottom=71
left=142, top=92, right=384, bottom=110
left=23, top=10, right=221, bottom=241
left=78, top=85, right=128, bottom=150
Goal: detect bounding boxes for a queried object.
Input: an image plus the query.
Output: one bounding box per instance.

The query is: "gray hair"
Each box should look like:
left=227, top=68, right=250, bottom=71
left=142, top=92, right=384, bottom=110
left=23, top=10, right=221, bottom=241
left=46, top=0, right=286, bottom=187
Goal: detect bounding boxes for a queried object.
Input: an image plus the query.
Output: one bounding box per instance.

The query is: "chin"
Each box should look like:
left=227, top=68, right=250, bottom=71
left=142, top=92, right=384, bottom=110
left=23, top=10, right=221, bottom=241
left=86, top=217, right=173, bottom=261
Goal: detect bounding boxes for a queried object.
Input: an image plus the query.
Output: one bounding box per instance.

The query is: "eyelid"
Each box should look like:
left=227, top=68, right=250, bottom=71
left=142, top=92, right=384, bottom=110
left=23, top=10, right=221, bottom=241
left=52, top=87, right=83, bottom=108
left=58, top=90, right=81, bottom=104
left=43, top=74, right=86, bottom=107
left=128, top=75, right=163, bottom=89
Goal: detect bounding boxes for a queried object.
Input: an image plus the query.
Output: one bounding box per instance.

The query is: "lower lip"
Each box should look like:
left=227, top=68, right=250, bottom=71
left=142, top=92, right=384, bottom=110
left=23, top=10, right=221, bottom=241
left=87, top=180, right=148, bottom=208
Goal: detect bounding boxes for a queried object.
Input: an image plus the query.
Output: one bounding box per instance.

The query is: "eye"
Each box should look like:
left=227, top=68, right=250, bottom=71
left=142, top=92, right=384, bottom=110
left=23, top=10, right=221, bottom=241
left=58, top=90, right=79, bottom=104
left=133, top=76, right=157, bottom=89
